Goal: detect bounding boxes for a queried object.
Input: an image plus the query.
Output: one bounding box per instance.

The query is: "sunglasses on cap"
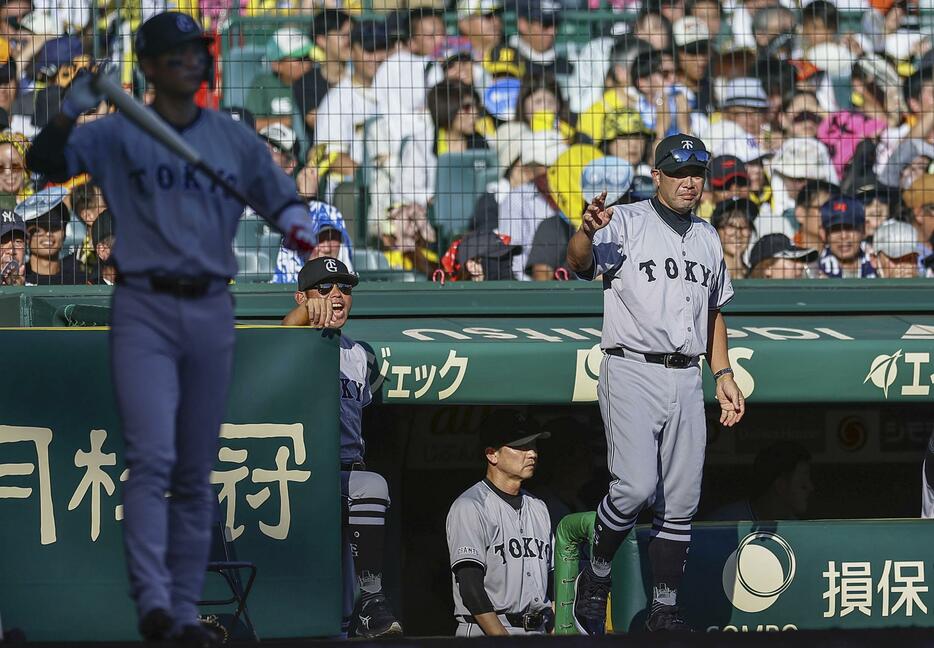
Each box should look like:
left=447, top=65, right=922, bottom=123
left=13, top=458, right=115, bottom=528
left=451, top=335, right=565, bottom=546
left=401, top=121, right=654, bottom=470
left=314, top=282, right=353, bottom=296
left=659, top=149, right=711, bottom=166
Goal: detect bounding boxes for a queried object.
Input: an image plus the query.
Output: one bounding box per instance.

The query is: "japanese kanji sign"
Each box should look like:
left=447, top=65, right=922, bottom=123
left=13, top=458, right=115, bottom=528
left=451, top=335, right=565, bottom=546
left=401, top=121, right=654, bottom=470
left=609, top=521, right=934, bottom=632
left=0, top=327, right=342, bottom=641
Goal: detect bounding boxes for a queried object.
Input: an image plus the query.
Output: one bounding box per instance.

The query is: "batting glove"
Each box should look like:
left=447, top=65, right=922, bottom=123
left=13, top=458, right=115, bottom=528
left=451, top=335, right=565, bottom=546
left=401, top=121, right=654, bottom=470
left=279, top=203, right=316, bottom=254
left=61, top=70, right=105, bottom=121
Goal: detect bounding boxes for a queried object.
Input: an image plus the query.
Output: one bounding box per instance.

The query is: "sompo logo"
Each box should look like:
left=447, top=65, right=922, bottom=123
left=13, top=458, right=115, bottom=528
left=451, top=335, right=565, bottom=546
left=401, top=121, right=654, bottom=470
left=722, top=532, right=796, bottom=613
left=864, top=350, right=902, bottom=399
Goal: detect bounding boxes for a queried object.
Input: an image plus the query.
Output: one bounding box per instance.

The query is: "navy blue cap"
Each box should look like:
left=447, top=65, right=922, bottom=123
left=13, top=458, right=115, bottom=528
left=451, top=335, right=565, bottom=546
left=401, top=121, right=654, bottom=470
left=350, top=20, right=391, bottom=52
left=33, top=36, right=83, bottom=80
left=135, top=12, right=211, bottom=59
left=820, top=197, right=865, bottom=229
left=0, top=208, right=25, bottom=238
left=515, top=0, right=561, bottom=24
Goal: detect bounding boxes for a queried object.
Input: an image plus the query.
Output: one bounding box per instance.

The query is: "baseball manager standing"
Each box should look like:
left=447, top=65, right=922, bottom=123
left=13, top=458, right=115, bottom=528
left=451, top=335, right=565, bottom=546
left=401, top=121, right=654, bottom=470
left=566, top=133, right=745, bottom=634
left=26, top=12, right=315, bottom=644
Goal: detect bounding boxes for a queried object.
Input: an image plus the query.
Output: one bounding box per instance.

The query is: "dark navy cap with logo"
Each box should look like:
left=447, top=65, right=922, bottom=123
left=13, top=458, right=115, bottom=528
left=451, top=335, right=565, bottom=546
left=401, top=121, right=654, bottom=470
left=709, top=155, right=748, bottom=189
left=135, top=11, right=212, bottom=59
left=480, top=410, right=551, bottom=451
left=654, top=133, right=710, bottom=174
left=515, top=0, right=561, bottom=25
left=298, top=256, right=359, bottom=292
left=0, top=208, right=25, bottom=239
left=351, top=20, right=391, bottom=52
left=820, top=197, right=865, bottom=229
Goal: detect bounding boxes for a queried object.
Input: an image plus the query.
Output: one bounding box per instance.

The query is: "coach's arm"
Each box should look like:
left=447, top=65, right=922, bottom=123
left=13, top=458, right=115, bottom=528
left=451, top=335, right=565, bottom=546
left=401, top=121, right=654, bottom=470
left=707, top=310, right=745, bottom=427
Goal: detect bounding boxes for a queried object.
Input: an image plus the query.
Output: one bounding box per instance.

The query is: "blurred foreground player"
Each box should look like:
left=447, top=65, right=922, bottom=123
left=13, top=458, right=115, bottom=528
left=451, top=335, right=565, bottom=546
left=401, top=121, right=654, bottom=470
left=282, top=257, right=402, bottom=638
left=26, top=11, right=315, bottom=644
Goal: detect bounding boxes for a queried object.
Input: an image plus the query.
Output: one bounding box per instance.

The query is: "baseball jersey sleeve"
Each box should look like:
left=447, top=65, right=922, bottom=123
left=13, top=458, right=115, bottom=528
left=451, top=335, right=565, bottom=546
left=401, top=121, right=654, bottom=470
left=577, top=209, right=626, bottom=281
left=64, top=117, right=118, bottom=180
left=708, top=257, right=735, bottom=310
left=446, top=498, right=488, bottom=571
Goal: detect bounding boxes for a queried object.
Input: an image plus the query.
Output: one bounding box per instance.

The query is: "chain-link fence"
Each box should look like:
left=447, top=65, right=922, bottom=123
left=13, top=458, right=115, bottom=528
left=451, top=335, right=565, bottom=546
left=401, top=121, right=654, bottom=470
left=1, top=0, right=933, bottom=287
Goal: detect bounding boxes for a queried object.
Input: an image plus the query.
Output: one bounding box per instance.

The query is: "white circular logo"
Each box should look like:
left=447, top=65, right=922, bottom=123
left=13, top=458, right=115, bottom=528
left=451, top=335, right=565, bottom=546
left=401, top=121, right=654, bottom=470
left=722, top=531, right=796, bottom=613
left=325, top=259, right=338, bottom=273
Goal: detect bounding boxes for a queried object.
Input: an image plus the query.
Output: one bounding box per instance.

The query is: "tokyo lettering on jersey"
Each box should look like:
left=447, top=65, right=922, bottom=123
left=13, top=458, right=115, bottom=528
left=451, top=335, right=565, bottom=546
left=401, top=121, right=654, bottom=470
left=581, top=199, right=734, bottom=356
left=446, top=481, right=552, bottom=617
left=63, top=109, right=301, bottom=278
left=340, top=334, right=372, bottom=464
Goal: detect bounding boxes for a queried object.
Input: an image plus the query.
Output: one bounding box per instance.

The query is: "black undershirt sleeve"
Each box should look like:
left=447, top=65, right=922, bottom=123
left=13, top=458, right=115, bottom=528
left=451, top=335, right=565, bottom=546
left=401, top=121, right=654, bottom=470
left=453, top=563, right=494, bottom=615
left=26, top=119, right=75, bottom=183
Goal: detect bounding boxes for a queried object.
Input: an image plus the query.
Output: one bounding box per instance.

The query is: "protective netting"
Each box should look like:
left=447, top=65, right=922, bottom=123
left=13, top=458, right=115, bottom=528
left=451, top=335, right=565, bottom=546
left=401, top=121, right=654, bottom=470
left=0, top=0, right=932, bottom=286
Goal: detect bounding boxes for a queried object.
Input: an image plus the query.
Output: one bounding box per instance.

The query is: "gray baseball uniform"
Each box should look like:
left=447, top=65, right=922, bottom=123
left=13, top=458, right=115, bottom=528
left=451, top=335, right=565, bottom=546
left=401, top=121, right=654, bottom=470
left=581, top=198, right=733, bottom=540
left=446, top=481, right=553, bottom=636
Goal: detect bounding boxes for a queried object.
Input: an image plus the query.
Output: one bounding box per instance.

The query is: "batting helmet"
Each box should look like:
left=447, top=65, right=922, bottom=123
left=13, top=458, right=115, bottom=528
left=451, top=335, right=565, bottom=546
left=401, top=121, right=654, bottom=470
left=134, top=12, right=212, bottom=59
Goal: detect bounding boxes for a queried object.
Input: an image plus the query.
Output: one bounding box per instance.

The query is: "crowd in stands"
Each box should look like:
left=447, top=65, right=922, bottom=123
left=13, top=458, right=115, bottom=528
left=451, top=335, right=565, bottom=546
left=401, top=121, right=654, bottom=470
left=1, top=0, right=934, bottom=286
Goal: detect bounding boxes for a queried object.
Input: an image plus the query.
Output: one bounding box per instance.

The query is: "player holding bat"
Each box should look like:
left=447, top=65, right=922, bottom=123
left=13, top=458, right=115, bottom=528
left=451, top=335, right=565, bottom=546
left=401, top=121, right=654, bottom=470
left=27, top=12, right=316, bottom=645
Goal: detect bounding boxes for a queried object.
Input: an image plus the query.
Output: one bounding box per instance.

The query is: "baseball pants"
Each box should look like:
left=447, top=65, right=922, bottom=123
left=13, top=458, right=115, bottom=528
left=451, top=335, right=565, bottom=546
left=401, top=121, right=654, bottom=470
left=341, top=469, right=391, bottom=631
left=455, top=620, right=545, bottom=637
left=596, top=353, right=706, bottom=542
left=110, top=276, right=234, bottom=632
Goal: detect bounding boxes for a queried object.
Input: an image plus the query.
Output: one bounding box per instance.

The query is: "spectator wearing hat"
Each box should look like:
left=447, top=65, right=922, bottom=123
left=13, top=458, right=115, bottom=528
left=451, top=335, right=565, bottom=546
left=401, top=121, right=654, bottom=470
left=19, top=188, right=87, bottom=285
left=900, top=173, right=934, bottom=272
left=456, top=0, right=503, bottom=70
left=708, top=155, right=751, bottom=203
left=792, top=179, right=837, bottom=251
left=260, top=123, right=299, bottom=178
left=746, top=233, right=818, bottom=279
left=872, top=218, right=921, bottom=278
left=496, top=130, right=568, bottom=278
left=247, top=27, right=314, bottom=134
left=314, top=20, right=390, bottom=181
left=601, top=108, right=653, bottom=177
left=686, top=0, right=722, bottom=42
left=273, top=200, right=355, bottom=285
left=0, top=207, right=25, bottom=285
left=704, top=77, right=767, bottom=160
left=727, top=0, right=775, bottom=51
left=90, top=209, right=116, bottom=285
left=372, top=8, right=446, bottom=115
left=309, top=9, right=352, bottom=87
left=672, top=16, right=712, bottom=114
left=750, top=6, right=796, bottom=58
left=817, top=197, right=876, bottom=278
left=879, top=138, right=934, bottom=191
left=767, top=137, right=838, bottom=219
left=441, top=46, right=475, bottom=86
left=505, top=0, right=570, bottom=79
left=455, top=230, right=519, bottom=281
left=711, top=198, right=756, bottom=279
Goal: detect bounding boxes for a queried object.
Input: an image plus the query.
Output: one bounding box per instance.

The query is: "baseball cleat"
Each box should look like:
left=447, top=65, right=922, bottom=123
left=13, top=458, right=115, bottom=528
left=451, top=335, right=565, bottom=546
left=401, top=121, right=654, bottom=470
left=572, top=564, right=611, bottom=636
left=644, top=604, right=691, bottom=632
left=354, top=594, right=403, bottom=639
left=138, top=607, right=172, bottom=641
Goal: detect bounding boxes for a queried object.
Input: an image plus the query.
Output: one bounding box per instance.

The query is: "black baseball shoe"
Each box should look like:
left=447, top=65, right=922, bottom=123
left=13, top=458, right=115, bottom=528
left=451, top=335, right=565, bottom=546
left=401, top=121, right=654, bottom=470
left=173, top=622, right=224, bottom=647
left=354, top=594, right=403, bottom=639
left=572, top=564, right=611, bottom=636
left=139, top=607, right=172, bottom=641
left=644, top=604, right=692, bottom=632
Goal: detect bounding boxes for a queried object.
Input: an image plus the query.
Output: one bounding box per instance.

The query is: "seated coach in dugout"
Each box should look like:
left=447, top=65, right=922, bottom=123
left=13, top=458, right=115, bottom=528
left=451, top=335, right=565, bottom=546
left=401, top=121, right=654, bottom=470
left=281, top=256, right=402, bottom=638
left=446, top=411, right=554, bottom=636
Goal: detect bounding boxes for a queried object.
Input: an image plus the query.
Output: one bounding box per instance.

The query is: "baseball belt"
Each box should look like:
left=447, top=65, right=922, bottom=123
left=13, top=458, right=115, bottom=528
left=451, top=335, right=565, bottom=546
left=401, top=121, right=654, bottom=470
left=341, top=461, right=367, bottom=471
left=116, top=273, right=228, bottom=299
left=459, top=610, right=546, bottom=631
left=604, top=347, right=699, bottom=369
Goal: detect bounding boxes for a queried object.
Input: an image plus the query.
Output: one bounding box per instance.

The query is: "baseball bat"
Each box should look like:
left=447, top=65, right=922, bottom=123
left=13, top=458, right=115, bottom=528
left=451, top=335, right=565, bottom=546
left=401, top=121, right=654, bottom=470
left=91, top=72, right=266, bottom=217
